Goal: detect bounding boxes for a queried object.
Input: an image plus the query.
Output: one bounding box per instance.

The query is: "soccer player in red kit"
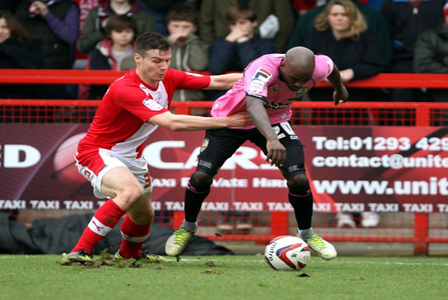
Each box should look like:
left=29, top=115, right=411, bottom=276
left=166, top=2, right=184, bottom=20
left=62, top=32, right=251, bottom=264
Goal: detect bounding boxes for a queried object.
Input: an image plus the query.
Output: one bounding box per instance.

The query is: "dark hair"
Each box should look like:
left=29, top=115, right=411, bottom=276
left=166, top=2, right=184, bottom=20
left=226, top=4, right=257, bottom=25
left=105, top=15, right=137, bottom=36
left=166, top=4, right=200, bottom=26
left=0, top=10, right=35, bottom=46
left=135, top=32, right=171, bottom=57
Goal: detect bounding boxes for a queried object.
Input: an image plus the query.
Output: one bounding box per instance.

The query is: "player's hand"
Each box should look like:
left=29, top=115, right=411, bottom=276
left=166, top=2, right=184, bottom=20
left=266, top=139, right=286, bottom=167
left=333, top=86, right=349, bottom=106
left=227, top=112, right=252, bottom=127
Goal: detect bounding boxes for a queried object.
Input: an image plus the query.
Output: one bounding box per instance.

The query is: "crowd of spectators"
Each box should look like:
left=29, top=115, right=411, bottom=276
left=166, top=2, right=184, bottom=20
left=0, top=0, right=447, bottom=102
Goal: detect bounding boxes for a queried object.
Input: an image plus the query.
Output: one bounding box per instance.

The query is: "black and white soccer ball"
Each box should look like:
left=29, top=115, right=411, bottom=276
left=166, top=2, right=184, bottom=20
left=264, top=235, right=311, bottom=271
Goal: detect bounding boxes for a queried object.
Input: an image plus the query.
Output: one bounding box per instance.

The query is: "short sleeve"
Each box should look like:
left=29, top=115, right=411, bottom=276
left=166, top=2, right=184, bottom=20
left=314, top=55, right=334, bottom=82
left=244, top=64, right=275, bottom=101
left=112, top=85, right=168, bottom=122
left=169, top=69, right=211, bottom=90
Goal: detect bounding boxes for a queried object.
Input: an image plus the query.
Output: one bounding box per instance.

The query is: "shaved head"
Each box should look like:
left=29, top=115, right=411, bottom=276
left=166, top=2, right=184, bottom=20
left=280, top=47, right=316, bottom=91
left=285, top=47, right=315, bottom=76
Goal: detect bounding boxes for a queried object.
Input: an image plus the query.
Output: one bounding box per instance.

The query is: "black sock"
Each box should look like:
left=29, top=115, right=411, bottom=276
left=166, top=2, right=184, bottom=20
left=288, top=187, right=313, bottom=230
left=184, top=175, right=211, bottom=222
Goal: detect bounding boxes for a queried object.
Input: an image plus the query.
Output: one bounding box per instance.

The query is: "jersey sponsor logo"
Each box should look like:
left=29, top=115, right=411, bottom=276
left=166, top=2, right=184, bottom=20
left=253, top=67, right=273, bottom=83
left=263, top=102, right=291, bottom=109
left=249, top=79, right=265, bottom=94
left=142, top=99, right=164, bottom=111
left=295, top=87, right=309, bottom=98
left=269, top=86, right=280, bottom=91
left=154, top=92, right=163, bottom=103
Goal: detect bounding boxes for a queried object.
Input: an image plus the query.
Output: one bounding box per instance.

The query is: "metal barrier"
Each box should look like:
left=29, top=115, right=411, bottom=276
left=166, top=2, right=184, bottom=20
left=2, top=70, right=448, bottom=255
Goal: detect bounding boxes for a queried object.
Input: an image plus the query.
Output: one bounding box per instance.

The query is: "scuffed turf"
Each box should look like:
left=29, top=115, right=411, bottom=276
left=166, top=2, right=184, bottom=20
left=1, top=255, right=447, bottom=300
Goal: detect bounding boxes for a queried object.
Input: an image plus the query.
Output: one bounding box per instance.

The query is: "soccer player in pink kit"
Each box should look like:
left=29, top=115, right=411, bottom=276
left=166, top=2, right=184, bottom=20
left=166, top=47, right=349, bottom=260
left=62, top=33, right=251, bottom=264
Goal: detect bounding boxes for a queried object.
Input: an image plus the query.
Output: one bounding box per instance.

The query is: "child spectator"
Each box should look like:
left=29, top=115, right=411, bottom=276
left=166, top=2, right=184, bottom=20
left=208, top=4, right=275, bottom=75
left=0, top=10, right=43, bottom=99
left=166, top=3, right=208, bottom=101
left=79, top=0, right=155, bottom=53
left=200, top=0, right=293, bottom=53
left=79, top=15, right=136, bottom=100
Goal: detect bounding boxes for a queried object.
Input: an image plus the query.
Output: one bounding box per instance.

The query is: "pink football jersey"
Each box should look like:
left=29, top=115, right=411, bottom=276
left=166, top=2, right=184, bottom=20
left=211, top=54, right=334, bottom=129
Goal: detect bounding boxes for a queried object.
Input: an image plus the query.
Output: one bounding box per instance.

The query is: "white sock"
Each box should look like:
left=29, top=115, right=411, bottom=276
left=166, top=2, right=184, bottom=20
left=182, top=220, right=198, bottom=232
left=298, top=227, right=314, bottom=240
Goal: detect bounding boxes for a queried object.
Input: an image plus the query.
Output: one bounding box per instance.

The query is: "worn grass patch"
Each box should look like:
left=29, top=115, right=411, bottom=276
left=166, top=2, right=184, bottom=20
left=0, top=255, right=447, bottom=300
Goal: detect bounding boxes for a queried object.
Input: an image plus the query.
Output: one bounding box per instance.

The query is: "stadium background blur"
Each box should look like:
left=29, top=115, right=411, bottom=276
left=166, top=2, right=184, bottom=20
left=1, top=0, right=448, bottom=256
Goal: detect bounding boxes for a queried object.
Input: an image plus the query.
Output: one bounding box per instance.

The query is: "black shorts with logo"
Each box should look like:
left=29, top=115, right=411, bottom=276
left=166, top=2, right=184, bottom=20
left=197, top=121, right=305, bottom=179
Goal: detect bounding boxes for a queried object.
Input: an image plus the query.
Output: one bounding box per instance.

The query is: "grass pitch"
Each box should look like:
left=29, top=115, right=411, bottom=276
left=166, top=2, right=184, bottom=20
left=0, top=254, right=447, bottom=300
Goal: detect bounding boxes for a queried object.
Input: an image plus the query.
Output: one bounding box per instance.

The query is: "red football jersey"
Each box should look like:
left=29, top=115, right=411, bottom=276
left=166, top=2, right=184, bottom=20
left=77, top=68, right=210, bottom=158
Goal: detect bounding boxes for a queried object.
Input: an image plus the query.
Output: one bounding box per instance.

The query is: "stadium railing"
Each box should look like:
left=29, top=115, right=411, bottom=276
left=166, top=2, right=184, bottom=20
left=1, top=70, right=448, bottom=255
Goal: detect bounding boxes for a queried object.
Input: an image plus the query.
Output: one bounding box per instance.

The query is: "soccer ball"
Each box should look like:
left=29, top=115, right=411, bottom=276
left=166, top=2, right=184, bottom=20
left=264, top=235, right=311, bottom=271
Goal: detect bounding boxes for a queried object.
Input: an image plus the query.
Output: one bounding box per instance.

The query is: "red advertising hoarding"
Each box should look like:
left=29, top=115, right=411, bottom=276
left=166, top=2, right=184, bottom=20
left=0, top=124, right=447, bottom=213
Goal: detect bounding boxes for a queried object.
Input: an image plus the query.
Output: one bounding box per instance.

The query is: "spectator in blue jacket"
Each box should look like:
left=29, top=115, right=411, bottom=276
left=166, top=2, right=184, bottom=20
left=207, top=4, right=275, bottom=75
left=16, top=0, right=80, bottom=99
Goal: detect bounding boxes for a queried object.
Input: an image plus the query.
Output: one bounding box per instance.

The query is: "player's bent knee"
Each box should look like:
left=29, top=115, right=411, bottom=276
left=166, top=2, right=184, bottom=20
left=192, top=171, right=214, bottom=186
left=287, top=173, right=309, bottom=190
left=118, top=186, right=145, bottom=207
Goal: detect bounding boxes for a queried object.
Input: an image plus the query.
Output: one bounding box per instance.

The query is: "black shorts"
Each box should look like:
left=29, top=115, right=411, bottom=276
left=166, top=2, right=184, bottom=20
left=197, top=121, right=305, bottom=179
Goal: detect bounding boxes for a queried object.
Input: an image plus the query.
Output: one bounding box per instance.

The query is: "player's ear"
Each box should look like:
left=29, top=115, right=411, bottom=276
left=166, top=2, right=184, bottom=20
left=279, top=59, right=286, bottom=71
left=134, top=52, right=141, bottom=64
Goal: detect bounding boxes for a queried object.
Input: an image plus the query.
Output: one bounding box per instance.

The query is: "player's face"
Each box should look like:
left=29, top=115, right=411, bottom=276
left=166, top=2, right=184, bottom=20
left=280, top=61, right=314, bottom=92
left=135, top=49, right=171, bottom=87
left=0, top=18, right=11, bottom=43
left=328, top=4, right=351, bottom=32
left=110, top=29, right=135, bottom=47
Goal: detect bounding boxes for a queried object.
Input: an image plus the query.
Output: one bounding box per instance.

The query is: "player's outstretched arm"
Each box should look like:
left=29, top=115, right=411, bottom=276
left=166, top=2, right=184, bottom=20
left=327, top=65, right=349, bottom=105
left=246, top=96, right=286, bottom=167
left=205, top=73, right=243, bottom=90
left=148, top=111, right=251, bottom=131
